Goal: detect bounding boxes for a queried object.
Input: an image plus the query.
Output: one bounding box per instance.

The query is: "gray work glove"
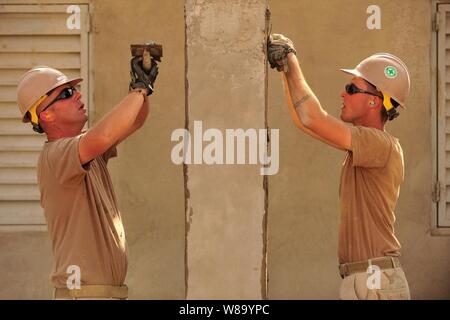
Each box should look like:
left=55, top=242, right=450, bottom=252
left=267, top=33, right=297, bottom=72
left=129, top=55, right=159, bottom=96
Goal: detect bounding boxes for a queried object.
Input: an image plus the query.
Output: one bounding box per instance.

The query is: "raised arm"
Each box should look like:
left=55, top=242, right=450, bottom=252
left=269, top=34, right=351, bottom=150
left=79, top=53, right=158, bottom=164
left=79, top=90, right=148, bottom=164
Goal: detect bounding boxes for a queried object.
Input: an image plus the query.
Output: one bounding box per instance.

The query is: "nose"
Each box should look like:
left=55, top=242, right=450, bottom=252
left=340, top=90, right=346, bottom=99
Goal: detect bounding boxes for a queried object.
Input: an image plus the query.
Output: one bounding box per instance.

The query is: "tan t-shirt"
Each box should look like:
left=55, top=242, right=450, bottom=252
left=37, top=135, right=127, bottom=288
left=338, top=126, right=403, bottom=264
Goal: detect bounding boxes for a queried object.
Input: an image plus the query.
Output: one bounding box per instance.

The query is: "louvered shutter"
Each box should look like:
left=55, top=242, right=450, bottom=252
left=0, top=4, right=89, bottom=225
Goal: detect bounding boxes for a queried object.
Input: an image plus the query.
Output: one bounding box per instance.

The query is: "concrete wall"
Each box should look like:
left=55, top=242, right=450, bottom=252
left=1, top=0, right=449, bottom=300
left=185, top=0, right=268, bottom=299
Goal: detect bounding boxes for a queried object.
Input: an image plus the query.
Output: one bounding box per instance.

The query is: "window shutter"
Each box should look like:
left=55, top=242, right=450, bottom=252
left=0, top=4, right=89, bottom=225
left=437, top=4, right=450, bottom=227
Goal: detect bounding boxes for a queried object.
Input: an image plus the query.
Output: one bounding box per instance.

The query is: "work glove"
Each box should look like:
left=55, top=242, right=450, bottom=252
left=267, top=33, right=297, bottom=72
left=129, top=53, right=159, bottom=96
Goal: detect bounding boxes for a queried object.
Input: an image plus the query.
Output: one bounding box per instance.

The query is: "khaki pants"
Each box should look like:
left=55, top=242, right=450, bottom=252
left=339, top=267, right=410, bottom=300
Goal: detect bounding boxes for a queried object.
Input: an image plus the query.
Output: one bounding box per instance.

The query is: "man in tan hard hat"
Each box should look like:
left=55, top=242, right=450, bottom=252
left=268, top=34, right=411, bottom=300
left=16, top=56, right=158, bottom=299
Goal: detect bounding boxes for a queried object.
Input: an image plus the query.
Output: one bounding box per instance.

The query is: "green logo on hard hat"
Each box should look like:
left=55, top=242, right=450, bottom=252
left=384, top=66, right=398, bottom=79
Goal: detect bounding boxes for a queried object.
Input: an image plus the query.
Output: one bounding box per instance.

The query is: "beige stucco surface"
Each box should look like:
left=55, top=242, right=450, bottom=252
left=267, top=0, right=450, bottom=299
left=1, top=0, right=449, bottom=300
left=0, top=0, right=186, bottom=299
left=91, top=0, right=186, bottom=299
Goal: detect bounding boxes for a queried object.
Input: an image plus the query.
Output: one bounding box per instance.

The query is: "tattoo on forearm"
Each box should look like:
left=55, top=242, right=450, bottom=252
left=294, top=94, right=311, bottom=110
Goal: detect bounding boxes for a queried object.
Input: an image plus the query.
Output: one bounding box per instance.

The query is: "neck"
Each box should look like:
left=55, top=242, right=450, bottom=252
left=46, top=127, right=82, bottom=142
left=353, top=118, right=385, bottom=131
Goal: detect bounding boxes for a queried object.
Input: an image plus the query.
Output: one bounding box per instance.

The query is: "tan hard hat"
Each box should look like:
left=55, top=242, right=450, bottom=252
left=17, top=66, right=82, bottom=123
left=340, top=53, right=410, bottom=107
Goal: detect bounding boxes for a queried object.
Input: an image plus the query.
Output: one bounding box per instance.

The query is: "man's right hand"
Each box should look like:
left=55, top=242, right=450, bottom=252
left=129, top=55, right=159, bottom=95
left=268, top=33, right=297, bottom=72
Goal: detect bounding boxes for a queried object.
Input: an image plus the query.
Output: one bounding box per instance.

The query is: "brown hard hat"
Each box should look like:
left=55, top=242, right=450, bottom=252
left=340, top=53, right=410, bottom=108
left=16, top=66, right=82, bottom=123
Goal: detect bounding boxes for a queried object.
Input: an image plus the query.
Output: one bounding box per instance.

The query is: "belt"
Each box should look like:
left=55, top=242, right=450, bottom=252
left=54, top=285, right=128, bottom=299
left=339, top=256, right=401, bottom=279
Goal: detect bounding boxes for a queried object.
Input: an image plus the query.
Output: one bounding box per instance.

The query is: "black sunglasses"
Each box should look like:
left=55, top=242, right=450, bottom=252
left=345, top=83, right=383, bottom=99
left=40, top=87, right=76, bottom=114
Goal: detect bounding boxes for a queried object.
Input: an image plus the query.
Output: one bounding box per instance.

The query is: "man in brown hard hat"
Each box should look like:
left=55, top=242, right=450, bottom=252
left=16, top=56, right=157, bottom=299
left=268, top=34, right=411, bottom=300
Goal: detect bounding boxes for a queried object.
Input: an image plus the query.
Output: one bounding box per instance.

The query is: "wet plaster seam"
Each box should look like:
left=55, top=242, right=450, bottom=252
left=183, top=1, right=190, bottom=300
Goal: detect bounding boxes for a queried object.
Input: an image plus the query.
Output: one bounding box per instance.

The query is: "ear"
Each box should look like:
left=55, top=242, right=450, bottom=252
left=369, top=98, right=383, bottom=109
left=39, top=110, right=56, bottom=123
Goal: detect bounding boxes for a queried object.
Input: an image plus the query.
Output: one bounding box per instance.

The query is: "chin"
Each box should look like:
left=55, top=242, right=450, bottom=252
left=78, top=117, right=88, bottom=129
left=340, top=111, right=352, bottom=122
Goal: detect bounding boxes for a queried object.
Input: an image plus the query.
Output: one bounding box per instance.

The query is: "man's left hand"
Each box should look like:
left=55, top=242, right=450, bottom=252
left=267, top=33, right=297, bottom=72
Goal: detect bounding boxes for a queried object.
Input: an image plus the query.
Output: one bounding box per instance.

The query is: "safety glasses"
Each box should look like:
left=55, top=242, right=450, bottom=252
left=43, top=87, right=76, bottom=110
left=37, top=86, right=77, bottom=118
left=345, top=83, right=383, bottom=99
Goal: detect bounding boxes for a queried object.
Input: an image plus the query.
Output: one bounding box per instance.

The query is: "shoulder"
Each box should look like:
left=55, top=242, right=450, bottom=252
left=39, top=134, right=85, bottom=170
left=43, top=135, right=83, bottom=152
left=350, top=126, right=394, bottom=143
left=350, top=126, right=401, bottom=151
left=349, top=126, right=400, bottom=168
